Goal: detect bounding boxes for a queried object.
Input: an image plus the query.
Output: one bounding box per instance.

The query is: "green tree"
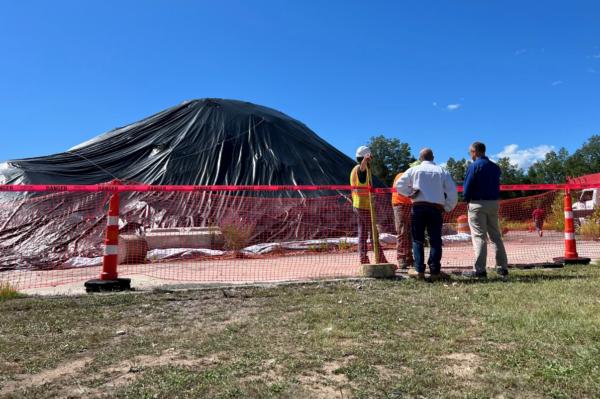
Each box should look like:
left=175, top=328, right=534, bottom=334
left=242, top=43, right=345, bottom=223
left=565, top=135, right=600, bottom=178
left=565, top=151, right=588, bottom=179
left=527, top=148, right=569, bottom=184
left=526, top=137, right=600, bottom=183
left=444, top=157, right=471, bottom=186
left=366, top=135, right=416, bottom=187
left=496, top=157, right=531, bottom=199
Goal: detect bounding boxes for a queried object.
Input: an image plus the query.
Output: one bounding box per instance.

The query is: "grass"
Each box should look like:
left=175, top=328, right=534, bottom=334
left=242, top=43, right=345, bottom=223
left=309, top=239, right=330, bottom=253
left=578, top=206, right=600, bottom=241
left=498, top=219, right=550, bottom=233
left=338, top=231, right=355, bottom=251
left=547, top=192, right=578, bottom=233
left=338, top=239, right=355, bottom=251
left=579, top=221, right=600, bottom=240
left=2, top=265, right=600, bottom=398
left=0, top=281, right=22, bottom=301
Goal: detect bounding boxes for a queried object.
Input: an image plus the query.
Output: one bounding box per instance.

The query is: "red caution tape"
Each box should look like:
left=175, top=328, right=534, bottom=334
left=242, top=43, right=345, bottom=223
left=0, top=183, right=598, bottom=192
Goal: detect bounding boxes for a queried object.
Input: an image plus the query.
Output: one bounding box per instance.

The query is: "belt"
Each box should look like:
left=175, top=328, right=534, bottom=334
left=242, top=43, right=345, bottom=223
left=412, top=202, right=445, bottom=211
left=471, top=198, right=498, bottom=201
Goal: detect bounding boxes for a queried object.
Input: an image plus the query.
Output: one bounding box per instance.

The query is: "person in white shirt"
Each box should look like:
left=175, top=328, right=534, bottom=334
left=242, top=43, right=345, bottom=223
left=395, top=148, right=459, bottom=280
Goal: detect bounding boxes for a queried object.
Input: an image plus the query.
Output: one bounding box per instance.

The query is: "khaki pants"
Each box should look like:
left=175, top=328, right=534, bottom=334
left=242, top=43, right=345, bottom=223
left=468, top=200, right=508, bottom=273
left=393, top=204, right=414, bottom=267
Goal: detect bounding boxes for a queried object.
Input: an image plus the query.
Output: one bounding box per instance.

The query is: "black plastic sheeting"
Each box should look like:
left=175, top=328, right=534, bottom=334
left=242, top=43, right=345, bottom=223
left=0, top=98, right=386, bottom=204
left=0, top=99, right=392, bottom=270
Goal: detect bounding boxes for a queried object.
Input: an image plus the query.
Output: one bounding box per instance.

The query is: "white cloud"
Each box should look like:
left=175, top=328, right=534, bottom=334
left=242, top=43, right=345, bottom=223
left=491, top=144, right=555, bottom=169
left=447, top=104, right=460, bottom=110
left=594, top=54, right=600, bottom=58
left=588, top=67, right=598, bottom=73
left=551, top=81, right=562, bottom=86
left=433, top=102, right=437, bottom=106
left=515, top=49, right=527, bottom=55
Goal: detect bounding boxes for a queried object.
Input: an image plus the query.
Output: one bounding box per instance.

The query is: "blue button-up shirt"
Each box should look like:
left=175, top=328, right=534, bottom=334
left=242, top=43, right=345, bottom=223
left=463, top=156, right=501, bottom=203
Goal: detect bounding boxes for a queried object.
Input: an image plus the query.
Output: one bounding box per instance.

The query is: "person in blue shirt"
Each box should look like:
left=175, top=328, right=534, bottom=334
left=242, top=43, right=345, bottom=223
left=462, top=142, right=509, bottom=278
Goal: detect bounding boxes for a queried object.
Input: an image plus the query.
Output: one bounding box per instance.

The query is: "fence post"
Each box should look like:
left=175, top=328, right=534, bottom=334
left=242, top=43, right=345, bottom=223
left=366, top=168, right=380, bottom=264
left=359, top=168, right=395, bottom=278
left=100, top=184, right=120, bottom=280
left=84, top=180, right=131, bottom=292
left=563, top=189, right=578, bottom=259
left=553, top=188, right=591, bottom=265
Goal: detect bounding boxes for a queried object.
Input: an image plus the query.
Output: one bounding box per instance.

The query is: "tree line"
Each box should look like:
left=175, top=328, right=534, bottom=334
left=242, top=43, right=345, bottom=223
left=366, top=135, right=600, bottom=199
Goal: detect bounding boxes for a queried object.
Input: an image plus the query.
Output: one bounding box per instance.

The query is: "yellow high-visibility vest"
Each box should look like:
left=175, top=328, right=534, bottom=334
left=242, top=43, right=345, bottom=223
left=350, top=165, right=371, bottom=209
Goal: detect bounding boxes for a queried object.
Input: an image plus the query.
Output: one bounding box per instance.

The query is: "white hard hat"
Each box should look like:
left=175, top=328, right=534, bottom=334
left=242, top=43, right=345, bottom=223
left=356, top=146, right=371, bottom=157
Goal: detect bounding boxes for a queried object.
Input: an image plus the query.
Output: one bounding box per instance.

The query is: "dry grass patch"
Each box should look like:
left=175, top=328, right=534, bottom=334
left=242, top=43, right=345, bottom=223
left=442, top=353, right=482, bottom=378
left=2, top=265, right=600, bottom=398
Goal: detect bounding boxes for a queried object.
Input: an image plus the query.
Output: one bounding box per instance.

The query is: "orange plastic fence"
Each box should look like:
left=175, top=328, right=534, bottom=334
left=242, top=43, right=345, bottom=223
left=0, top=187, right=598, bottom=289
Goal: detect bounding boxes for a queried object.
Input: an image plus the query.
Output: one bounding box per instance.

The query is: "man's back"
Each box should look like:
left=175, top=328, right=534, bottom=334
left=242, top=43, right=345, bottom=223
left=533, top=209, right=546, bottom=220
left=410, top=162, right=448, bottom=198
left=463, top=157, right=501, bottom=202
left=395, top=161, right=458, bottom=212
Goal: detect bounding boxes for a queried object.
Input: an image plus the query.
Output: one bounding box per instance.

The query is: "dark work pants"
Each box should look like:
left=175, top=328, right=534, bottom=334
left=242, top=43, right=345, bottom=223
left=411, top=205, right=443, bottom=275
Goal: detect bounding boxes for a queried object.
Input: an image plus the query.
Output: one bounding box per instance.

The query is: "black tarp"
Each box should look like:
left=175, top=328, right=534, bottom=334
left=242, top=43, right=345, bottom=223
left=0, top=98, right=386, bottom=202
left=0, top=99, right=393, bottom=270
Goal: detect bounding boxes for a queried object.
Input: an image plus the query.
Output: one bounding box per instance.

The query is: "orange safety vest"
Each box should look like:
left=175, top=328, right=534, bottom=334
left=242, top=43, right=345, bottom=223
left=392, top=173, right=412, bottom=206
left=350, top=165, right=371, bottom=209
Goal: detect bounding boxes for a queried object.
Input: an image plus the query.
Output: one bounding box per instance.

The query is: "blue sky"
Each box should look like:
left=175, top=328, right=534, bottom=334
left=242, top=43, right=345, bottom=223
left=1, top=0, right=599, bottom=170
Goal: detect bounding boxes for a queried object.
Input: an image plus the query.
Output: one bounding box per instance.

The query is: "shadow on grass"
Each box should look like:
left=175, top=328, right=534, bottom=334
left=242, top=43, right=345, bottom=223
left=447, top=272, right=592, bottom=285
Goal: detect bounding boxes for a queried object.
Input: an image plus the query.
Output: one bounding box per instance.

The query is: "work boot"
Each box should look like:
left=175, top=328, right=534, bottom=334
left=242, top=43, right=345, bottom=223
left=496, top=268, right=509, bottom=277
left=408, top=269, right=425, bottom=280
left=429, top=272, right=451, bottom=281
left=462, top=270, right=487, bottom=278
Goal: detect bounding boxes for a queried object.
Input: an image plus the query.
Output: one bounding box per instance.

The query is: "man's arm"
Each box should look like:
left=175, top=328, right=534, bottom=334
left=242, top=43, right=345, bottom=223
left=356, top=168, right=367, bottom=184
left=360, top=153, right=372, bottom=172
left=356, top=153, right=372, bottom=184
left=395, top=169, right=413, bottom=197
left=463, top=164, right=474, bottom=203
left=443, top=171, right=459, bottom=212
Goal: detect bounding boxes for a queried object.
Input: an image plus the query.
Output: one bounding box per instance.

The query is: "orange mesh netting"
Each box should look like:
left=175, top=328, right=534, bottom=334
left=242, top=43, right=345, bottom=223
left=1, top=187, right=598, bottom=289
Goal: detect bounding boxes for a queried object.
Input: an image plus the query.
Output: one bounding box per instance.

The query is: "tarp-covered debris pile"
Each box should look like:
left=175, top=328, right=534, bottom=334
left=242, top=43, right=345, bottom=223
left=0, top=98, right=387, bottom=204
left=0, top=188, right=397, bottom=271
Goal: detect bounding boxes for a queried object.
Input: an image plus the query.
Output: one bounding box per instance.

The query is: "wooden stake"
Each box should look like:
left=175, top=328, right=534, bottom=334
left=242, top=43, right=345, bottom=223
left=366, top=167, right=380, bottom=264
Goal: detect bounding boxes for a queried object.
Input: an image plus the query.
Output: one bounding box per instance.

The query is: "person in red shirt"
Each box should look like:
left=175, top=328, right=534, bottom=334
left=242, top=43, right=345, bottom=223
left=532, top=205, right=546, bottom=237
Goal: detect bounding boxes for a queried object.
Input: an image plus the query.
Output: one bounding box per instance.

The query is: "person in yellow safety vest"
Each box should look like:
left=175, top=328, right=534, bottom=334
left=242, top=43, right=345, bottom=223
left=391, top=160, right=420, bottom=269
left=351, top=146, right=389, bottom=265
